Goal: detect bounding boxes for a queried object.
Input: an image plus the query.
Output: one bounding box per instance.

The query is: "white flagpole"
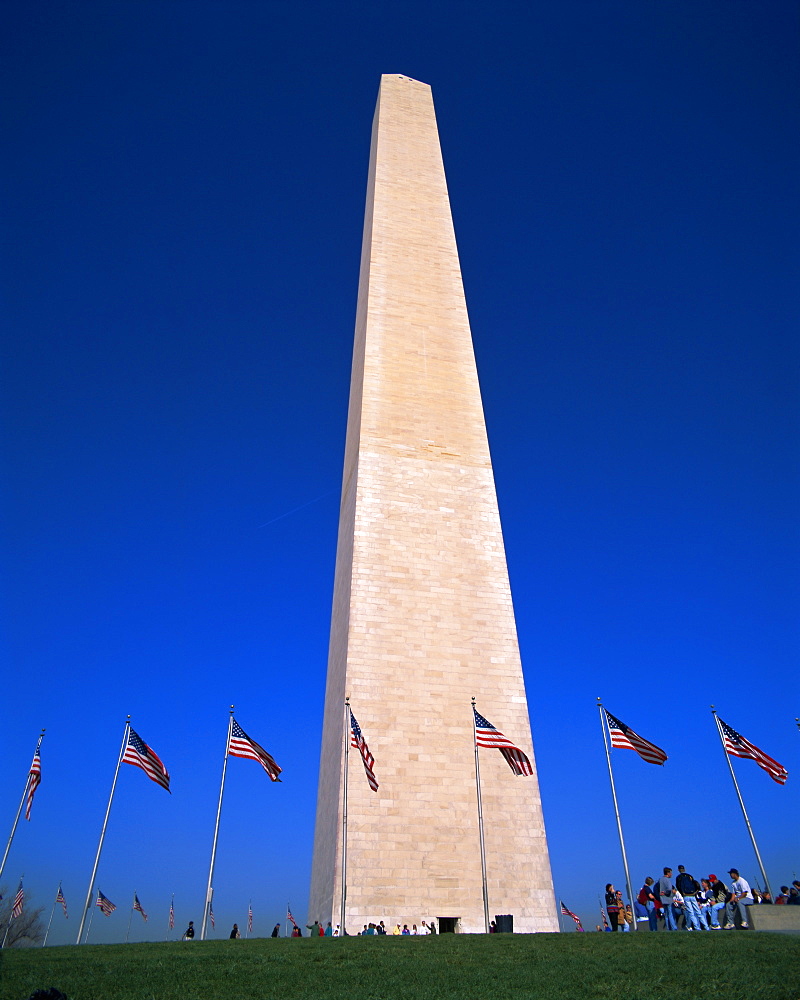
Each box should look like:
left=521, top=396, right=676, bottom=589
left=42, top=882, right=59, bottom=947
left=85, top=897, right=96, bottom=944
left=711, top=707, right=773, bottom=899
left=77, top=718, right=130, bottom=944
left=597, top=699, right=637, bottom=930
left=340, top=698, right=351, bottom=937
left=201, top=707, right=234, bottom=941
left=471, top=698, right=490, bottom=934
left=0, top=730, right=45, bottom=885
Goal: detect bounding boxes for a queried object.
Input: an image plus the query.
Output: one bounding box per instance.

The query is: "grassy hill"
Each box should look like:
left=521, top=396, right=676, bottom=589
left=2, top=931, right=798, bottom=1000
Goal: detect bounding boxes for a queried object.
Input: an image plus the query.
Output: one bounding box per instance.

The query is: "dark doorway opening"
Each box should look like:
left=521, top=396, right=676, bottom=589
left=438, top=917, right=459, bottom=934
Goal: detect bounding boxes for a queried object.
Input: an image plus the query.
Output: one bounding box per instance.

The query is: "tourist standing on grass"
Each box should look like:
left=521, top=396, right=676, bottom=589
left=271, top=923, right=280, bottom=937
left=230, top=923, right=240, bottom=939
left=725, top=869, right=753, bottom=929
left=675, top=868, right=704, bottom=930
left=639, top=877, right=659, bottom=931
left=183, top=921, right=195, bottom=940
left=307, top=919, right=321, bottom=937
left=604, top=884, right=620, bottom=931
left=657, top=868, right=677, bottom=931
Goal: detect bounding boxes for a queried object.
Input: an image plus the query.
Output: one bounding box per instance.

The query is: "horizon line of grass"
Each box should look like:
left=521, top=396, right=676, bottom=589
left=2, top=930, right=799, bottom=1000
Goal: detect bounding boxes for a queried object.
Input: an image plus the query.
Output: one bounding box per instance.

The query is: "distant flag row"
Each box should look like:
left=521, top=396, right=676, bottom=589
left=602, top=706, right=788, bottom=784
left=37, top=885, right=251, bottom=935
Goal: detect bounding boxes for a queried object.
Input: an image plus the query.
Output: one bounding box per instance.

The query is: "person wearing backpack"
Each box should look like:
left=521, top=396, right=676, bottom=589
left=675, top=867, right=704, bottom=930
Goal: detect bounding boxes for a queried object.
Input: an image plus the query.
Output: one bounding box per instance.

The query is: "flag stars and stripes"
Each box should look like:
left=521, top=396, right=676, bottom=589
left=26, top=747, right=42, bottom=820
left=96, top=890, right=116, bottom=916
left=560, top=901, right=583, bottom=930
left=228, top=720, right=282, bottom=782
left=604, top=709, right=668, bottom=766
left=12, top=881, right=24, bottom=919
left=717, top=717, right=788, bottom=785
left=134, top=894, right=148, bottom=921
left=349, top=710, right=379, bottom=792
left=473, top=708, right=533, bottom=776
left=122, top=728, right=171, bottom=792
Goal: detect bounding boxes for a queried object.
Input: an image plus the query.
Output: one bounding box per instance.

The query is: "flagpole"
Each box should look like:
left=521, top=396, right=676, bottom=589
left=77, top=718, right=130, bottom=944
left=202, top=706, right=234, bottom=941
left=471, top=698, right=491, bottom=934
left=0, top=730, right=45, bottom=885
left=126, top=892, right=135, bottom=943
left=43, top=883, right=59, bottom=947
left=340, top=698, right=351, bottom=937
left=711, top=707, right=773, bottom=899
left=597, top=699, right=637, bottom=931
left=85, top=898, right=96, bottom=943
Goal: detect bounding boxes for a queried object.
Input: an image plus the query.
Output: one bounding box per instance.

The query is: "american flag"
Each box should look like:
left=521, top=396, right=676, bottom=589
left=134, top=894, right=148, bottom=921
left=560, top=901, right=583, bottom=930
left=169, top=898, right=175, bottom=930
left=122, top=727, right=171, bottom=792
left=473, top=708, right=533, bottom=776
left=349, top=710, right=379, bottom=791
left=248, top=903, right=253, bottom=934
left=287, top=906, right=298, bottom=929
left=228, top=720, right=282, bottom=782
left=599, top=903, right=609, bottom=929
left=12, top=880, right=24, bottom=919
left=604, top=709, right=667, bottom=765
left=96, top=890, right=116, bottom=916
left=209, top=905, right=215, bottom=930
left=56, top=884, right=68, bottom=919
left=26, top=746, right=42, bottom=820
left=717, top=716, right=788, bottom=785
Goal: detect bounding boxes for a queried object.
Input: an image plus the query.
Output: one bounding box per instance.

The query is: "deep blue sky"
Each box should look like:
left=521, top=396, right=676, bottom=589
left=2, top=1, right=798, bottom=941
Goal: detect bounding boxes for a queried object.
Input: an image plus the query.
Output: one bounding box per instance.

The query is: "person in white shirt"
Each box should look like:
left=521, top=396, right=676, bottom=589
left=725, top=868, right=753, bottom=928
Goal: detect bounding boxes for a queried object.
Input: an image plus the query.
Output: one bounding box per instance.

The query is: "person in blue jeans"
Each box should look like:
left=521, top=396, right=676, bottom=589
left=725, top=869, right=753, bottom=928
left=639, top=877, right=659, bottom=931
left=657, top=868, right=677, bottom=930
left=706, top=875, right=728, bottom=928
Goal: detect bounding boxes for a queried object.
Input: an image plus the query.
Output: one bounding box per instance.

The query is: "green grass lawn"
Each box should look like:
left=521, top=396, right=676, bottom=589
left=2, top=932, right=799, bottom=1000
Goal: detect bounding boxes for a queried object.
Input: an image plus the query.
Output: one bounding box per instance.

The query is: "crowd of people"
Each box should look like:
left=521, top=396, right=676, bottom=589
left=603, top=867, right=800, bottom=932
left=290, top=919, right=439, bottom=936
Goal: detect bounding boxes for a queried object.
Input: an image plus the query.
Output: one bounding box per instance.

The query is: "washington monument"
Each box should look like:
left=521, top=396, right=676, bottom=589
left=309, top=74, right=558, bottom=934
